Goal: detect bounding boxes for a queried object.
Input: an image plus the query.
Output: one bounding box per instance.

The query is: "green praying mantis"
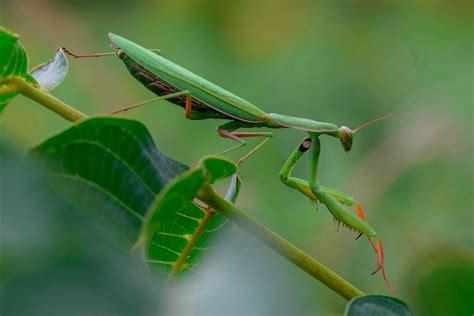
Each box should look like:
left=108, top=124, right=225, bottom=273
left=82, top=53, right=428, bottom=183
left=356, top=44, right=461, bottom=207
left=63, top=33, right=394, bottom=292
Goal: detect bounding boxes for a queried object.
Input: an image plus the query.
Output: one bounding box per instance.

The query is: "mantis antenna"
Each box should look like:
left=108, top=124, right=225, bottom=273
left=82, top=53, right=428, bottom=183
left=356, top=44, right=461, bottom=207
left=353, top=113, right=394, bottom=133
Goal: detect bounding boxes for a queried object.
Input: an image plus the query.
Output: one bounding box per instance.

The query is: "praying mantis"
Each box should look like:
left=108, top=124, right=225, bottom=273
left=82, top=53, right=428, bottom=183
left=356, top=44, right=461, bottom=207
left=63, top=33, right=394, bottom=292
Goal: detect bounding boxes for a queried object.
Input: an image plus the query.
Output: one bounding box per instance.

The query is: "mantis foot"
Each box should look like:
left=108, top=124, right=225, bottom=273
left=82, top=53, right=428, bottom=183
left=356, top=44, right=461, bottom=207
left=368, top=237, right=396, bottom=294
left=341, top=202, right=396, bottom=293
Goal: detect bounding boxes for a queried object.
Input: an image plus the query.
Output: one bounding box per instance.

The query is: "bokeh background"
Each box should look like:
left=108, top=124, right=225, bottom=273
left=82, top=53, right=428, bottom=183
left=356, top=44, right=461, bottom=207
left=1, top=1, right=473, bottom=315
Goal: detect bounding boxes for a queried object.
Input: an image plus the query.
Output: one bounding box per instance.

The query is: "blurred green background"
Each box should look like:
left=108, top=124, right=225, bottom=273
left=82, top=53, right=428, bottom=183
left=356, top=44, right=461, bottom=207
left=1, top=0, right=473, bottom=315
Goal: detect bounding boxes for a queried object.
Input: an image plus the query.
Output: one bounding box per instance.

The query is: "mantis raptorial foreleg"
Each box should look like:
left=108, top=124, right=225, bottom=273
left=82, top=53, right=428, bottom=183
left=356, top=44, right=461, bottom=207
left=306, top=136, right=376, bottom=234
left=279, top=135, right=394, bottom=292
left=279, top=138, right=360, bottom=209
left=217, top=121, right=273, bottom=166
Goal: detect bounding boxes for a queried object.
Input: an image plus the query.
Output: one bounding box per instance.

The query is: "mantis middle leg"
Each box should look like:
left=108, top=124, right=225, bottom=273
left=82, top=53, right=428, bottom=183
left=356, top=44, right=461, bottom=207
left=109, top=90, right=191, bottom=116
left=279, top=138, right=365, bottom=218
left=217, top=121, right=273, bottom=167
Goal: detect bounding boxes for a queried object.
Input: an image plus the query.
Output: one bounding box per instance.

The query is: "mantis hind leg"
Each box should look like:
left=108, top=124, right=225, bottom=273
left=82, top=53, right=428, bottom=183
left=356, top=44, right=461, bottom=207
left=217, top=121, right=273, bottom=167
left=109, top=90, right=191, bottom=115
left=61, top=47, right=162, bottom=58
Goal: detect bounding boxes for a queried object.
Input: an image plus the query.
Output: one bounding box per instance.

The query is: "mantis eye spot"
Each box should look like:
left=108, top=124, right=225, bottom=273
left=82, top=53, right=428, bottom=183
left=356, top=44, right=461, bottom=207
left=299, top=138, right=312, bottom=151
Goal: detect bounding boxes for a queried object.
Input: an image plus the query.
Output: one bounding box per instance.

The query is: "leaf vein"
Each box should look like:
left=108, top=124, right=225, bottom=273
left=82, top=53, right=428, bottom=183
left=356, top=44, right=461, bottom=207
left=150, top=243, right=182, bottom=256
left=175, top=212, right=202, bottom=223
left=50, top=173, right=145, bottom=220
left=65, top=139, right=157, bottom=197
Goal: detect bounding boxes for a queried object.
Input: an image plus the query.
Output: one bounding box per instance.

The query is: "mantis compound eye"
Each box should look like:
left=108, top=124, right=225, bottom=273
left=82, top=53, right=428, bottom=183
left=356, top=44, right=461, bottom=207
left=339, top=126, right=354, bottom=153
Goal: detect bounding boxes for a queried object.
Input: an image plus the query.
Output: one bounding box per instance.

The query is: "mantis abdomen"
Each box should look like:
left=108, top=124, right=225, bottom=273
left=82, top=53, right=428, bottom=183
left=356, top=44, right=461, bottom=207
left=120, top=53, right=229, bottom=120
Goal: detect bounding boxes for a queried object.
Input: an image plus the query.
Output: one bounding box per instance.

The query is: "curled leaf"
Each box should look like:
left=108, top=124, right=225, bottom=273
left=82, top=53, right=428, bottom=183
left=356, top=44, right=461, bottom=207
left=30, top=48, right=68, bottom=91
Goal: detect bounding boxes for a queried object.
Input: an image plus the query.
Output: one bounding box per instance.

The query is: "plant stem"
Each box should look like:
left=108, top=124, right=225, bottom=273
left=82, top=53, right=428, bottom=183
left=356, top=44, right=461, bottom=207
left=3, top=77, right=87, bottom=122
left=197, top=184, right=364, bottom=301
left=0, top=84, right=14, bottom=96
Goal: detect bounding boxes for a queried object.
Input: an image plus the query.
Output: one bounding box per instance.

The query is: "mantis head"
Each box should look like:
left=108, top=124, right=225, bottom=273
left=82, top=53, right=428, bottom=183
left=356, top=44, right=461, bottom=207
left=338, top=113, right=394, bottom=153
left=338, top=126, right=354, bottom=153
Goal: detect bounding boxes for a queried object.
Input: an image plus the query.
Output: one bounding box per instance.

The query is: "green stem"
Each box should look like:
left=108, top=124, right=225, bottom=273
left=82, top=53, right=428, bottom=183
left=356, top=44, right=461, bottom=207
left=3, top=77, right=87, bottom=122
left=0, top=84, right=14, bottom=96
left=197, top=184, right=364, bottom=301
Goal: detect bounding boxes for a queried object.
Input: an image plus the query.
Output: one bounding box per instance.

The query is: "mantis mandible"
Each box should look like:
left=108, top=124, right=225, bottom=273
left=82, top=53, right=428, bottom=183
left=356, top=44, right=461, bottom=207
left=63, top=33, right=394, bottom=292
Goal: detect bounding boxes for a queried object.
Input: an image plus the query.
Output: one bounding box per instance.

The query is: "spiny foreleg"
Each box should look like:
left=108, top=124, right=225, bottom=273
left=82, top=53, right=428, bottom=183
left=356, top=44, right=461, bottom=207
left=279, top=136, right=394, bottom=292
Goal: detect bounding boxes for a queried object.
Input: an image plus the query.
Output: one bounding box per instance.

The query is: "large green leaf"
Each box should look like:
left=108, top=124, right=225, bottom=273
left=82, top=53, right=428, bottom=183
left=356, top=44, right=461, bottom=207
left=142, top=156, right=238, bottom=278
left=31, top=117, right=237, bottom=279
left=344, top=295, right=411, bottom=316
left=0, top=138, right=162, bottom=315
left=32, top=117, right=188, bottom=243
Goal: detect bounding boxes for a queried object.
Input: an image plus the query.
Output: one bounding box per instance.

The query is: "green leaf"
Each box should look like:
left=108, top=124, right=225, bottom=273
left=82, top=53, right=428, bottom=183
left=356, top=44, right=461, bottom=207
left=142, top=157, right=237, bottom=278
left=0, top=27, right=28, bottom=81
left=31, top=117, right=238, bottom=279
left=0, top=138, right=163, bottom=315
left=0, top=27, right=29, bottom=111
left=344, top=295, right=412, bottom=316
left=202, top=156, right=238, bottom=183
left=30, top=48, right=69, bottom=91
left=31, top=116, right=188, bottom=243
